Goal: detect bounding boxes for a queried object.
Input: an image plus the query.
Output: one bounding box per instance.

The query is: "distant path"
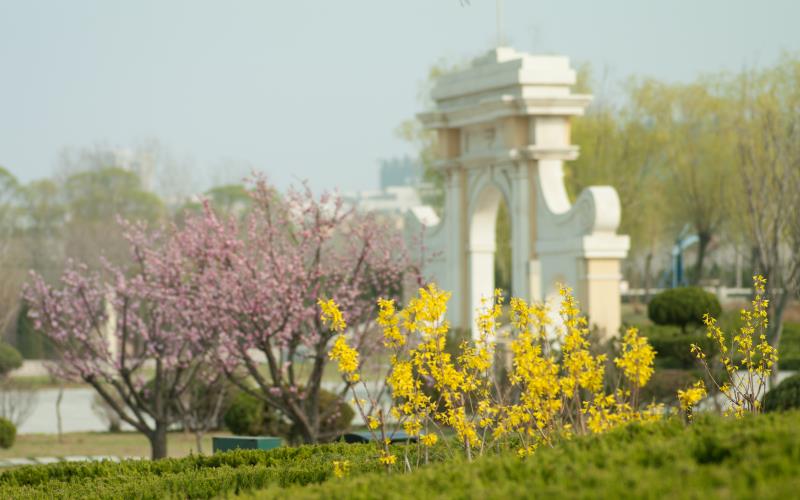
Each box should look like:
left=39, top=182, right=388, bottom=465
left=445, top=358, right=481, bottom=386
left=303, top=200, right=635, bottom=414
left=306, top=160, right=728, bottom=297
left=17, top=388, right=128, bottom=435
left=0, top=455, right=141, bottom=468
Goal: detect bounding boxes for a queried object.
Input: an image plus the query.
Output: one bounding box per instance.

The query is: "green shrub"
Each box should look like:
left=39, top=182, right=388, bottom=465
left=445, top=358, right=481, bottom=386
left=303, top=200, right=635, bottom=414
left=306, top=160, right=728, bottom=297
left=637, top=324, right=713, bottom=369
left=638, top=368, right=698, bottom=404
left=779, top=322, right=800, bottom=370
left=0, top=343, right=22, bottom=377
left=14, top=301, right=54, bottom=360
left=224, top=389, right=352, bottom=440
left=647, top=287, right=721, bottom=330
left=763, top=373, right=800, bottom=413
left=314, top=389, right=355, bottom=441
left=224, top=391, right=268, bottom=436
left=0, top=417, right=16, bottom=448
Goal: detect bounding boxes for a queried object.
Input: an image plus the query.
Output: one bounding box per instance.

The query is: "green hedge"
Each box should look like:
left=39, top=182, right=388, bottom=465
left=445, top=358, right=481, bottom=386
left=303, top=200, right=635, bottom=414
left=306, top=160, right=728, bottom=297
left=763, top=373, right=800, bottom=412
left=253, top=411, right=800, bottom=499
left=5, top=412, right=800, bottom=499
left=637, top=324, right=714, bottom=369
left=0, top=440, right=442, bottom=499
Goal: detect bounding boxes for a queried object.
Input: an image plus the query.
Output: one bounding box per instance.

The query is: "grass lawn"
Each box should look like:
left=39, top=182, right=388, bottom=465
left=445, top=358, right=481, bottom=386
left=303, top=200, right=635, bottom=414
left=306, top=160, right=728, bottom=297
left=0, top=431, right=229, bottom=459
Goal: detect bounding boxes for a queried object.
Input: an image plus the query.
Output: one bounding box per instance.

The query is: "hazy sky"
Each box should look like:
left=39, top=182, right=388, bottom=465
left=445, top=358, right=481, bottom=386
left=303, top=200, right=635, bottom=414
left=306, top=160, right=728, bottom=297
left=1, top=0, right=799, bottom=194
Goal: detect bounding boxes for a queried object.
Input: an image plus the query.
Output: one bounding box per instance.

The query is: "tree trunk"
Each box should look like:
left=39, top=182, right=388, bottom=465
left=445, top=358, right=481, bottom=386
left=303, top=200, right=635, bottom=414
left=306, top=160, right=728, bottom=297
left=293, top=414, right=317, bottom=444
left=195, top=431, right=204, bottom=455
left=55, top=384, right=64, bottom=443
left=643, top=251, right=654, bottom=303
left=693, top=232, right=712, bottom=285
left=149, top=422, right=168, bottom=459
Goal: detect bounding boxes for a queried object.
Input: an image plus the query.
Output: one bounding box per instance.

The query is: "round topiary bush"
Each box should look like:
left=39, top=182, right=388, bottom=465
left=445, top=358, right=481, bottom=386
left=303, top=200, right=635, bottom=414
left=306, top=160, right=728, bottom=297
left=316, top=388, right=355, bottom=439
left=0, top=417, right=16, bottom=449
left=763, top=374, right=800, bottom=413
left=0, top=343, right=23, bottom=377
left=647, top=287, right=722, bottom=331
left=224, top=391, right=265, bottom=436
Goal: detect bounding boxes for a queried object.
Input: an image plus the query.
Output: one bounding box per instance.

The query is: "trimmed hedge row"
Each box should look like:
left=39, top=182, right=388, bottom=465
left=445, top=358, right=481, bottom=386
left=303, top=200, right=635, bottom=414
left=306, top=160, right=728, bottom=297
left=253, top=411, right=800, bottom=499
left=0, top=439, right=447, bottom=499
left=5, top=411, right=800, bottom=499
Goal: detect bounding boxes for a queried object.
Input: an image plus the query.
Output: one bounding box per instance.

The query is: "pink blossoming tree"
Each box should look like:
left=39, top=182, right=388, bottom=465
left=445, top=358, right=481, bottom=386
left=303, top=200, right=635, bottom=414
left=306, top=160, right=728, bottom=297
left=177, top=178, right=419, bottom=443
left=24, top=222, right=225, bottom=459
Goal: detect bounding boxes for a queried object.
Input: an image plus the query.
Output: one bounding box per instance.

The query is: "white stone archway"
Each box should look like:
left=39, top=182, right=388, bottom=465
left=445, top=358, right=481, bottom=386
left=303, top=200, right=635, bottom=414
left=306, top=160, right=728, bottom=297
left=406, top=47, right=629, bottom=339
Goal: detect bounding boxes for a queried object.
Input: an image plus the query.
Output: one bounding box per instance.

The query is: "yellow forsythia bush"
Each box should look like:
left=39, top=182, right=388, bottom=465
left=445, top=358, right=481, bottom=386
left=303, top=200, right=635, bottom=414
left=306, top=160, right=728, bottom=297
left=683, top=275, right=778, bottom=418
left=320, top=284, right=662, bottom=467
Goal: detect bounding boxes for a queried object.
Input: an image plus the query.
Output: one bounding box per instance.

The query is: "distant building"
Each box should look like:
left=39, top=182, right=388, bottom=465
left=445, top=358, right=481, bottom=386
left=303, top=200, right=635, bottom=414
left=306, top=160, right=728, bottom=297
left=343, top=185, right=422, bottom=216
left=379, top=156, right=422, bottom=190
left=343, top=156, right=427, bottom=229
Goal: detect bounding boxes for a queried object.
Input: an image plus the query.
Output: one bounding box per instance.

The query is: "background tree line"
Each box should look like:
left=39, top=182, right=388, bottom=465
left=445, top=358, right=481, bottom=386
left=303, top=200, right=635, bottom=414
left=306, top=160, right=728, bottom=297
left=0, top=152, right=253, bottom=359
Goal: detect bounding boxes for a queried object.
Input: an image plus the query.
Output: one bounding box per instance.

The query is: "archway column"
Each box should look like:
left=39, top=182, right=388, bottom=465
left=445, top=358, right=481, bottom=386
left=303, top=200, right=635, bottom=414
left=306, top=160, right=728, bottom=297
left=443, top=164, right=469, bottom=329
left=509, top=161, right=536, bottom=302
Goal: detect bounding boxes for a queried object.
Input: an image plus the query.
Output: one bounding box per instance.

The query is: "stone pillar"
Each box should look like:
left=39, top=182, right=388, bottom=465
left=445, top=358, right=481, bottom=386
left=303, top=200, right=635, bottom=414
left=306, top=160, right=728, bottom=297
left=509, top=163, right=533, bottom=301
left=583, top=258, right=623, bottom=337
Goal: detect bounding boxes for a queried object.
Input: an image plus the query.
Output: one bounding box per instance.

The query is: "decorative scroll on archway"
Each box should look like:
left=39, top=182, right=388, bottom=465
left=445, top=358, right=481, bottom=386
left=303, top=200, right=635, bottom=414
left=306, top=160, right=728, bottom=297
left=406, top=47, right=629, bottom=338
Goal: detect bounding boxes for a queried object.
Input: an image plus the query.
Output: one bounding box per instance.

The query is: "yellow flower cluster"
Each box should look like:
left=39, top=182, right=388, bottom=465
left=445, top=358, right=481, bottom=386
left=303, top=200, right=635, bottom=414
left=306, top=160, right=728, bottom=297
left=378, top=451, right=397, bottom=465
left=378, top=298, right=405, bottom=348
left=318, top=298, right=346, bottom=332
left=328, top=335, right=360, bottom=383
left=677, top=380, right=707, bottom=418
left=420, top=433, right=438, bottom=447
left=367, top=416, right=380, bottom=430
left=615, top=327, right=656, bottom=388
left=332, top=460, right=351, bottom=479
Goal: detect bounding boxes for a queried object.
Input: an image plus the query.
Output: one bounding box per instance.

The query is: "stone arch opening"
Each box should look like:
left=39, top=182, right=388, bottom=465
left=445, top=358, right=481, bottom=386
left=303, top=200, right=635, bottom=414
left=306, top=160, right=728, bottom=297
left=469, top=183, right=511, bottom=334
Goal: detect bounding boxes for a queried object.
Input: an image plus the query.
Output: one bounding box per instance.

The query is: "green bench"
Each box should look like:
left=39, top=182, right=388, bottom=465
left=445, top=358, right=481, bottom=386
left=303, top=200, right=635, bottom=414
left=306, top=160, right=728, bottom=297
left=212, top=436, right=282, bottom=453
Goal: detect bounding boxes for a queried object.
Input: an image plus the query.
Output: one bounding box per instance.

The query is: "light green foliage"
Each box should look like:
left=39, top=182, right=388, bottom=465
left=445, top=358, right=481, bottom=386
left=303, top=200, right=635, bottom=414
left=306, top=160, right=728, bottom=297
left=3, top=412, right=799, bottom=498
left=258, top=412, right=800, bottom=499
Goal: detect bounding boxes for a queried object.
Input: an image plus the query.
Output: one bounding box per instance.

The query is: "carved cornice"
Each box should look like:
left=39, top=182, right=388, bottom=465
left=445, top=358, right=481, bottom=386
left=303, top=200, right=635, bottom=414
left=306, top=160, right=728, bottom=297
left=418, top=95, right=592, bottom=130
